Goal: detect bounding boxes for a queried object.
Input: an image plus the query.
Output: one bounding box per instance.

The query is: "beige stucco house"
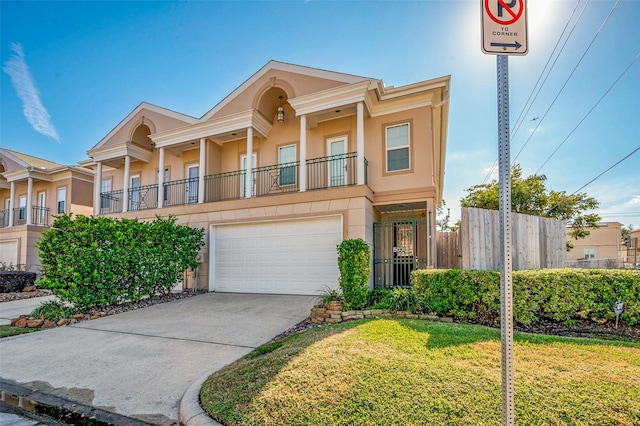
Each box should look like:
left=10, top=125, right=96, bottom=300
left=628, top=228, right=640, bottom=268
left=566, top=221, right=625, bottom=268
left=0, top=149, right=94, bottom=269
left=80, top=61, right=450, bottom=294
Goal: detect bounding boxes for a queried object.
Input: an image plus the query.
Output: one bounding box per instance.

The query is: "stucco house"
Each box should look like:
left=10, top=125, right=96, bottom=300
left=0, top=149, right=94, bottom=269
left=80, top=61, right=450, bottom=294
left=566, top=221, right=625, bottom=268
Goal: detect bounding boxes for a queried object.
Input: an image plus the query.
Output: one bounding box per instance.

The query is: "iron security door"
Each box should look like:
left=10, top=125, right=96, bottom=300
left=374, top=217, right=427, bottom=288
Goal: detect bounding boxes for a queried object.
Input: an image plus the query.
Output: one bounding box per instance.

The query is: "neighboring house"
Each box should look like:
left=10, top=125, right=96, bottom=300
left=0, top=149, right=94, bottom=270
left=566, top=222, right=624, bottom=268
left=80, top=61, right=450, bottom=294
left=629, top=228, right=640, bottom=268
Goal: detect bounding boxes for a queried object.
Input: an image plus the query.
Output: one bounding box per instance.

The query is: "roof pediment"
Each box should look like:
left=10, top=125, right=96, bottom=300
left=88, top=102, right=198, bottom=155
left=200, top=60, right=376, bottom=122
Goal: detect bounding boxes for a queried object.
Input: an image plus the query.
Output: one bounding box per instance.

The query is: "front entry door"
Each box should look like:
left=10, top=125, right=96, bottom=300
left=373, top=210, right=427, bottom=288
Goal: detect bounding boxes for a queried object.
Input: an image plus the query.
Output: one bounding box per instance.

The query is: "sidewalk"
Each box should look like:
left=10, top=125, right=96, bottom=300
left=0, top=296, right=55, bottom=325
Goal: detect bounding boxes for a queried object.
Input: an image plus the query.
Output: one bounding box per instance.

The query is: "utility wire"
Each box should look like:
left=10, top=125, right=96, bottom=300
left=482, top=0, right=586, bottom=184
left=536, top=51, right=640, bottom=174
left=511, top=0, right=620, bottom=164
left=569, top=145, right=640, bottom=196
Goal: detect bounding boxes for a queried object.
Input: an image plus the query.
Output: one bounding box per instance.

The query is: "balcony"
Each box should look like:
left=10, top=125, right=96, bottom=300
left=0, top=206, right=51, bottom=228
left=99, top=152, right=367, bottom=214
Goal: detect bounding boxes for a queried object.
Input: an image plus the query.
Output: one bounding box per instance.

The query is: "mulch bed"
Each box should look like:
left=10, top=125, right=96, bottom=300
left=0, top=289, right=52, bottom=303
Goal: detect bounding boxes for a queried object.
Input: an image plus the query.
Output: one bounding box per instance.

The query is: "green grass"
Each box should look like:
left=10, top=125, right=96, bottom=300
left=0, top=324, right=38, bottom=338
left=201, top=319, right=640, bottom=426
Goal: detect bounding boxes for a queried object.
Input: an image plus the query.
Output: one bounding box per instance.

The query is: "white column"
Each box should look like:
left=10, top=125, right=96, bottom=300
left=122, top=155, right=131, bottom=213
left=299, top=115, right=307, bottom=192
left=158, top=148, right=165, bottom=209
left=8, top=181, right=15, bottom=227
left=94, top=161, right=102, bottom=215
left=198, top=138, right=206, bottom=203
left=26, top=177, right=33, bottom=225
left=357, top=101, right=365, bottom=185
left=245, top=128, right=253, bottom=198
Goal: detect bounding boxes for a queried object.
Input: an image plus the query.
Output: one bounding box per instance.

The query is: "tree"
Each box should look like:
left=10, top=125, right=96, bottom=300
left=622, top=224, right=635, bottom=247
left=460, top=164, right=600, bottom=241
left=436, top=199, right=451, bottom=232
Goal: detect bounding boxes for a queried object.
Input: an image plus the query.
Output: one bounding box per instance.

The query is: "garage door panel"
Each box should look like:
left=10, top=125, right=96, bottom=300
left=213, top=216, right=341, bottom=295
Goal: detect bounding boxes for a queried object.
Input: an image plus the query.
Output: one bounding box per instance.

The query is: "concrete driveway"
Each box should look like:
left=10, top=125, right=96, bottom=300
left=0, top=293, right=316, bottom=425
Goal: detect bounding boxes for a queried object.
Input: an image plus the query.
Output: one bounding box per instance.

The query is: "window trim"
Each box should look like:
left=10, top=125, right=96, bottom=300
left=57, top=187, right=66, bottom=214
left=383, top=120, right=413, bottom=175
left=278, top=143, right=297, bottom=187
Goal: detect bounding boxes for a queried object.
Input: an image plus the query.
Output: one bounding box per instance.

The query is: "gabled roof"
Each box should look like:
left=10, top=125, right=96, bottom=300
left=199, top=60, right=377, bottom=121
left=88, top=102, right=198, bottom=152
left=1, top=148, right=63, bottom=170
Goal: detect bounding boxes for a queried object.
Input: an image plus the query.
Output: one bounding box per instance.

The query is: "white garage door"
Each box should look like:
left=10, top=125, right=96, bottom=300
left=211, top=216, right=342, bottom=295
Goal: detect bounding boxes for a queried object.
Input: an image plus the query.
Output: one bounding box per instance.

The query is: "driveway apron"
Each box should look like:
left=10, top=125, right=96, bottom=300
left=0, top=293, right=316, bottom=425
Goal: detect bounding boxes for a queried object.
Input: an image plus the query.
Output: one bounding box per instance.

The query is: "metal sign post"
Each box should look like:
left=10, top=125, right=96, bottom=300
left=497, top=54, right=514, bottom=426
left=481, top=1, right=527, bottom=425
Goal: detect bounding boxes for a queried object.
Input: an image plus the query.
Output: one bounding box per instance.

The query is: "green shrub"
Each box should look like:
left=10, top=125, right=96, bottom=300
left=388, top=287, right=420, bottom=313
left=337, top=239, right=371, bottom=310
left=31, top=300, right=78, bottom=322
left=412, top=268, right=640, bottom=326
left=367, top=288, right=392, bottom=309
left=36, top=214, right=204, bottom=312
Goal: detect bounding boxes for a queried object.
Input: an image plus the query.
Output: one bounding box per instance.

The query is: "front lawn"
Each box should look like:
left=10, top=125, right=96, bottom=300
left=201, top=319, right=640, bottom=426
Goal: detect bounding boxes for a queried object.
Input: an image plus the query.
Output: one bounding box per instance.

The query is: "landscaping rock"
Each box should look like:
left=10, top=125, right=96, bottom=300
left=41, top=320, right=57, bottom=329
left=22, top=285, right=37, bottom=292
left=26, top=318, right=44, bottom=328
left=57, top=318, right=69, bottom=326
left=14, top=318, right=27, bottom=328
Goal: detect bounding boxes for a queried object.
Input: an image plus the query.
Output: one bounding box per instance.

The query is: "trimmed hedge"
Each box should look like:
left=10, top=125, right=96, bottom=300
left=412, top=268, right=640, bottom=326
left=36, top=214, right=204, bottom=312
left=337, top=239, right=371, bottom=310
left=0, top=271, right=37, bottom=293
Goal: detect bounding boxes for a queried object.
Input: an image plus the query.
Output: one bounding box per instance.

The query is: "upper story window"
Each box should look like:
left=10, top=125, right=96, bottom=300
left=584, top=248, right=596, bottom=259
left=57, top=187, right=66, bottom=214
left=101, top=178, right=112, bottom=209
left=279, top=144, right=296, bottom=186
left=386, top=123, right=410, bottom=172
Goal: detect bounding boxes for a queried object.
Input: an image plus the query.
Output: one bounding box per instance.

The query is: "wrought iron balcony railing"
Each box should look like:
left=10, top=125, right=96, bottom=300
left=98, top=152, right=367, bottom=214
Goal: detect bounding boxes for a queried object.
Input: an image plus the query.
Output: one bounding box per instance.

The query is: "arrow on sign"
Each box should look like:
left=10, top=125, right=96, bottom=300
left=490, top=41, right=523, bottom=49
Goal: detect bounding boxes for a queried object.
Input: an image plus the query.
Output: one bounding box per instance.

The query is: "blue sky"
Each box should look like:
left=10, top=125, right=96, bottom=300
left=1, top=0, right=639, bottom=228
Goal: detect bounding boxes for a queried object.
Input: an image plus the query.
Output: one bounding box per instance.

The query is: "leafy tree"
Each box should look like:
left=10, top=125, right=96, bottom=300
left=622, top=224, right=635, bottom=247
left=460, top=164, right=600, bottom=241
left=436, top=199, right=451, bottom=232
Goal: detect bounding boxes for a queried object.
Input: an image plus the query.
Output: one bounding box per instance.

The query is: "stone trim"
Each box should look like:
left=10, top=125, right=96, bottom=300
left=309, top=306, right=453, bottom=325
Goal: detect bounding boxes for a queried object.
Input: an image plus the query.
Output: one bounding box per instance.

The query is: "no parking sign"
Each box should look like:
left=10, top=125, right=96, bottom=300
left=482, top=0, right=528, bottom=55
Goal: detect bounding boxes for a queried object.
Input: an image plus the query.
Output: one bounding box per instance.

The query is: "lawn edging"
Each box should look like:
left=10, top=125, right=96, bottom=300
left=309, top=306, right=453, bottom=325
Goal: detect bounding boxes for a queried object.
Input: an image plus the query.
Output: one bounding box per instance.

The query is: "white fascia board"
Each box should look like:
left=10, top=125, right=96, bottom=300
left=152, top=110, right=273, bottom=147
left=90, top=142, right=152, bottom=163
left=288, top=81, right=371, bottom=117
left=89, top=102, right=197, bottom=152
left=4, top=169, right=52, bottom=182
left=200, top=60, right=374, bottom=121
left=375, top=76, right=450, bottom=101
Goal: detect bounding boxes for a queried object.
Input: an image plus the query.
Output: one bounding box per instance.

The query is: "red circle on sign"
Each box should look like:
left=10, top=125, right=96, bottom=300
left=485, top=0, right=523, bottom=25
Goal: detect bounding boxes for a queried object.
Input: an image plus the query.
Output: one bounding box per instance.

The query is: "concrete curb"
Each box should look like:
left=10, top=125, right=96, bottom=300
left=178, top=369, right=222, bottom=426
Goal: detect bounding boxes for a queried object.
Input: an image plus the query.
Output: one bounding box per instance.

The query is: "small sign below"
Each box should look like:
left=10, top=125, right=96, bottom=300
left=481, top=0, right=528, bottom=56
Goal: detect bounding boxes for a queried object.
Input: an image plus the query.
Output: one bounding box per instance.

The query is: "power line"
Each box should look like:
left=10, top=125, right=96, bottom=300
left=482, top=0, right=587, bottom=185
left=535, top=51, right=640, bottom=174
left=511, top=0, right=620, bottom=164
left=570, top=146, right=640, bottom=196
